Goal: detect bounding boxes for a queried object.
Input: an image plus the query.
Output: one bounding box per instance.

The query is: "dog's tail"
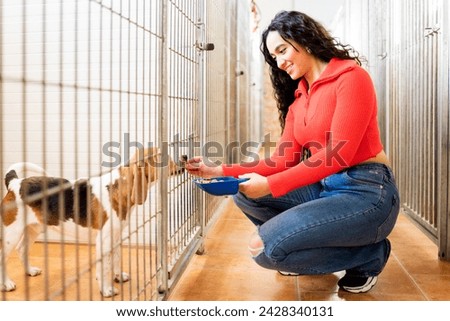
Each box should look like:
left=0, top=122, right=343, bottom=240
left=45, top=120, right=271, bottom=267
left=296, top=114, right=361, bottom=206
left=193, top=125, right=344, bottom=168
left=5, top=162, right=49, bottom=188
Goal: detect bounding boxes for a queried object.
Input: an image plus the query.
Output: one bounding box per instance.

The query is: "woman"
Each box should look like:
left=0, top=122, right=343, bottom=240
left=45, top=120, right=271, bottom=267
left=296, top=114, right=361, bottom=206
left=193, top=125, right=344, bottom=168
left=186, top=10, right=400, bottom=294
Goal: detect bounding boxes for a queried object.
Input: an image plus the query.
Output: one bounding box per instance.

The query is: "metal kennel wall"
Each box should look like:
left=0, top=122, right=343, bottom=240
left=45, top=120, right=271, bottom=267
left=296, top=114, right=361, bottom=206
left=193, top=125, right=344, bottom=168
left=385, top=0, right=442, bottom=245
left=201, top=0, right=262, bottom=224
left=333, top=0, right=450, bottom=259
left=0, top=0, right=261, bottom=300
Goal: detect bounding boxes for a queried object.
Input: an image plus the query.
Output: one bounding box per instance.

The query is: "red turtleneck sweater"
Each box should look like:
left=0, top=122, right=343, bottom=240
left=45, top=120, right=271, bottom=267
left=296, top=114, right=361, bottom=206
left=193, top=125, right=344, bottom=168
left=222, top=58, right=383, bottom=197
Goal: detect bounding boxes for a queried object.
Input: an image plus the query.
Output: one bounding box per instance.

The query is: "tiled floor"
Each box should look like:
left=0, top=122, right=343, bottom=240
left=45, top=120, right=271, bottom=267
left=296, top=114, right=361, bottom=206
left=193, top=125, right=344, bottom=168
left=168, top=198, right=450, bottom=301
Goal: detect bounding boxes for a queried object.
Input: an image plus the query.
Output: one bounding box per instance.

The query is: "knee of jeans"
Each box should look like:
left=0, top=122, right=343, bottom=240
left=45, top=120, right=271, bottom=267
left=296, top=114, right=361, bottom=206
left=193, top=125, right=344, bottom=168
left=248, top=230, right=264, bottom=257
left=232, top=191, right=248, bottom=207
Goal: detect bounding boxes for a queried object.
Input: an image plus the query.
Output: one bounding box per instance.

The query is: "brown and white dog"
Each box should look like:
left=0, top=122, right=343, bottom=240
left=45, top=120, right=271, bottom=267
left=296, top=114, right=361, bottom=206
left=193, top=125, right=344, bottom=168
left=0, top=148, right=184, bottom=297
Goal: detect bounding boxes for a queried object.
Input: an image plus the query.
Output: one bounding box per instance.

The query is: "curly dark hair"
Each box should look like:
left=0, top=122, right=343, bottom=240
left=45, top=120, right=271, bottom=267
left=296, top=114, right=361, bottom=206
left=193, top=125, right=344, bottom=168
left=261, top=11, right=363, bottom=131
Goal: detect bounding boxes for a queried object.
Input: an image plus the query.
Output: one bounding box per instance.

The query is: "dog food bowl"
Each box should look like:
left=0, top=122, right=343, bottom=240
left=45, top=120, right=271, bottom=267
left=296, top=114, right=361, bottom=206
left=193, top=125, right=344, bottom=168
left=193, top=176, right=249, bottom=196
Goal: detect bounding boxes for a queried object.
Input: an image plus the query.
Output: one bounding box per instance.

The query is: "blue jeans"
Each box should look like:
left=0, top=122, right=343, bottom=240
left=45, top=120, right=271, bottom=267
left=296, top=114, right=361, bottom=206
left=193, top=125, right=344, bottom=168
left=233, top=163, right=400, bottom=277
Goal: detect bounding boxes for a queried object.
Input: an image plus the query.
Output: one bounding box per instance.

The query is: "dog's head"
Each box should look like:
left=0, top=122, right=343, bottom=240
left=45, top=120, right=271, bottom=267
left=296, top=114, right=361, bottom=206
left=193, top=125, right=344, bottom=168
left=111, top=147, right=184, bottom=216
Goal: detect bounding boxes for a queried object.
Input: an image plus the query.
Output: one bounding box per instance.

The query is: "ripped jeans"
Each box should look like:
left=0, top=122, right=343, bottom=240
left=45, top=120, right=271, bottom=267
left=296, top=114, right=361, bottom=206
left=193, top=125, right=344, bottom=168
left=233, top=163, right=400, bottom=277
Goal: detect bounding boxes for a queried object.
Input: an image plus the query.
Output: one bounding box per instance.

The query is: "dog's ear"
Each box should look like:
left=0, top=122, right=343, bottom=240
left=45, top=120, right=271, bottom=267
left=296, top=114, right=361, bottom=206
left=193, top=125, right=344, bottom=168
left=129, top=149, right=151, bottom=205
left=130, top=161, right=149, bottom=205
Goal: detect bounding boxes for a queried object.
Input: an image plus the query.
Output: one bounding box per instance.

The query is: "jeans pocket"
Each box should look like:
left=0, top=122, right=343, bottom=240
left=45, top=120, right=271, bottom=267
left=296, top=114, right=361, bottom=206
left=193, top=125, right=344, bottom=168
left=344, top=166, right=386, bottom=186
left=375, top=193, right=400, bottom=242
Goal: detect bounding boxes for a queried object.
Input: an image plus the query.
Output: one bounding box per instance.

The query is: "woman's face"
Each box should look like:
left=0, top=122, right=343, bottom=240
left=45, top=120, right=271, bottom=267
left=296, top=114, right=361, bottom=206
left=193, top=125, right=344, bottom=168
left=266, top=30, right=311, bottom=80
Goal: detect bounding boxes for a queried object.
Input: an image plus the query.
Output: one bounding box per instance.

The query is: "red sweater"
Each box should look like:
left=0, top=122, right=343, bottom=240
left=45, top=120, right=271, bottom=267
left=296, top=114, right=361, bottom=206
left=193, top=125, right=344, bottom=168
left=222, top=58, right=383, bottom=197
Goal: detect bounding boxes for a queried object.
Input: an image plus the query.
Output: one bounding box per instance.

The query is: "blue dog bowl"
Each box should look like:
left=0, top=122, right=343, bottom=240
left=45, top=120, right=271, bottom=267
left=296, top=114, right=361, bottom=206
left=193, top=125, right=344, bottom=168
left=193, top=176, right=249, bottom=196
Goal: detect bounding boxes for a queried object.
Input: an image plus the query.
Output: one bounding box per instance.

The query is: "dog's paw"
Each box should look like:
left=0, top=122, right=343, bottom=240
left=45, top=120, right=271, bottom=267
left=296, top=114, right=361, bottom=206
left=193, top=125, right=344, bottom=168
left=0, top=278, right=17, bottom=292
left=101, top=286, right=119, bottom=297
left=114, top=272, right=130, bottom=283
left=27, top=266, right=42, bottom=277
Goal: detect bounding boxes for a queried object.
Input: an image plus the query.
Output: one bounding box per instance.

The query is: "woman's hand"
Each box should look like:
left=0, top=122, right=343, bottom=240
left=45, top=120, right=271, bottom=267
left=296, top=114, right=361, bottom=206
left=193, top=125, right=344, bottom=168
left=238, top=173, right=271, bottom=199
left=185, top=156, right=224, bottom=178
left=186, top=158, right=271, bottom=199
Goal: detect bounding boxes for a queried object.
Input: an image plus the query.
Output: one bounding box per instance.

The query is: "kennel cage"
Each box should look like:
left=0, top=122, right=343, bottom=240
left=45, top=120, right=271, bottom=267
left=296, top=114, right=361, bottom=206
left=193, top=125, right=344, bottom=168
left=0, top=0, right=263, bottom=300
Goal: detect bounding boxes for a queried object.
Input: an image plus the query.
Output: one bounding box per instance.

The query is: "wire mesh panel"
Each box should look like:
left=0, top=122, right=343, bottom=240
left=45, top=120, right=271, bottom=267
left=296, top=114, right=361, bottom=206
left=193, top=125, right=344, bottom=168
left=201, top=0, right=262, bottom=225
left=162, top=0, right=202, bottom=288
left=202, top=1, right=229, bottom=222
left=162, top=0, right=262, bottom=289
left=0, top=0, right=262, bottom=301
left=0, top=0, right=171, bottom=301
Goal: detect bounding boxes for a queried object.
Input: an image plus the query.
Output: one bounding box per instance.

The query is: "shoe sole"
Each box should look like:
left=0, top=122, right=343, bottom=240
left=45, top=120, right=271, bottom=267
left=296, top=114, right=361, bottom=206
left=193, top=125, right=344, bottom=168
left=342, top=276, right=378, bottom=293
left=278, top=271, right=300, bottom=276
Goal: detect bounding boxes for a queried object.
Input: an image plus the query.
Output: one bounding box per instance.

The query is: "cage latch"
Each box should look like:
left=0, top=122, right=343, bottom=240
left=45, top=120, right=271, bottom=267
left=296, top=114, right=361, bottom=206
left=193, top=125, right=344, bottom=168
left=194, top=41, right=215, bottom=51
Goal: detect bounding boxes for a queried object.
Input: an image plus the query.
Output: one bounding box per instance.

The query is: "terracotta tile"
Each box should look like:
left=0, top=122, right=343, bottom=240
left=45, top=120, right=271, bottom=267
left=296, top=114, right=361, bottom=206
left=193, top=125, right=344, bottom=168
left=325, top=261, right=427, bottom=301
left=207, top=219, right=254, bottom=241
left=298, top=292, right=346, bottom=301
left=389, top=215, right=450, bottom=276
left=204, top=211, right=255, bottom=257
left=389, top=214, right=436, bottom=247
left=1, top=242, right=160, bottom=301
left=221, top=199, right=248, bottom=220
left=187, top=248, right=257, bottom=271
left=335, top=291, right=426, bottom=301
left=377, top=271, right=423, bottom=297
left=411, top=274, right=450, bottom=300
left=168, top=266, right=297, bottom=301
left=297, top=273, right=342, bottom=293
left=169, top=205, right=450, bottom=301
left=300, top=290, right=424, bottom=301
left=202, top=230, right=253, bottom=256
left=393, top=251, right=450, bottom=275
left=6, top=198, right=449, bottom=301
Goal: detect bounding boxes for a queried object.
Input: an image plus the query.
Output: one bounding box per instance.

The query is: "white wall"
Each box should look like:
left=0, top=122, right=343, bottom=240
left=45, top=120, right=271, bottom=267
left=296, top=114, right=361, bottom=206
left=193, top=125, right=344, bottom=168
left=330, top=0, right=370, bottom=59
left=1, top=0, right=160, bottom=180
left=256, top=0, right=371, bottom=56
left=257, top=0, right=345, bottom=31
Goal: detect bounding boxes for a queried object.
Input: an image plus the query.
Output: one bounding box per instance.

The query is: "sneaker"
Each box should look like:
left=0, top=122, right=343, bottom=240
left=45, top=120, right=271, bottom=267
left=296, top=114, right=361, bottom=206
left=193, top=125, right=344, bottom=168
left=337, top=275, right=378, bottom=293
left=278, top=271, right=300, bottom=276
left=338, top=239, right=390, bottom=293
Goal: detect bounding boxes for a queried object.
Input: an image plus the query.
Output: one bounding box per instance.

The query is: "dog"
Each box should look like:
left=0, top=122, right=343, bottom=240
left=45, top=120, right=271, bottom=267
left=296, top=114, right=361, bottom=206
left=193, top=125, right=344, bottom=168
left=0, top=147, right=185, bottom=297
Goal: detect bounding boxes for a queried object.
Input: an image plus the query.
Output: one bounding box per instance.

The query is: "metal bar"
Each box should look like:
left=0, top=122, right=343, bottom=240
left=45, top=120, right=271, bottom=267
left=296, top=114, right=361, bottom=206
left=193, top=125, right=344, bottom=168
left=418, top=0, right=425, bottom=222
left=41, top=0, right=51, bottom=301
left=436, top=0, right=450, bottom=259
left=21, top=0, right=30, bottom=300
left=140, top=0, right=148, bottom=301
left=87, top=0, right=94, bottom=300
left=158, top=0, right=169, bottom=296
left=74, top=0, right=81, bottom=300
left=0, top=0, right=5, bottom=302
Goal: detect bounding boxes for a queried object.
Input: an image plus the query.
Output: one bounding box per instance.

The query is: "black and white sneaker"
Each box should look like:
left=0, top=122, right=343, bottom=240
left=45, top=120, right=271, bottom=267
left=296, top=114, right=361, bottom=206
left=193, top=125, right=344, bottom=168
left=338, top=275, right=378, bottom=293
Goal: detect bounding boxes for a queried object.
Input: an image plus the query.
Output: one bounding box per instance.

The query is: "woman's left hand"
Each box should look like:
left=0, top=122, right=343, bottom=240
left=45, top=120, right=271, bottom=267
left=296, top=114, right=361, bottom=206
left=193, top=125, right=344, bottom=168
left=238, top=173, right=271, bottom=199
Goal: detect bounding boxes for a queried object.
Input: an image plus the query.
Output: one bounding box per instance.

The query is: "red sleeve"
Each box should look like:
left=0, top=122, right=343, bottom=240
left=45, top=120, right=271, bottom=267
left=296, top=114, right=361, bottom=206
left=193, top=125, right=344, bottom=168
left=267, top=67, right=378, bottom=196
left=222, top=107, right=303, bottom=177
